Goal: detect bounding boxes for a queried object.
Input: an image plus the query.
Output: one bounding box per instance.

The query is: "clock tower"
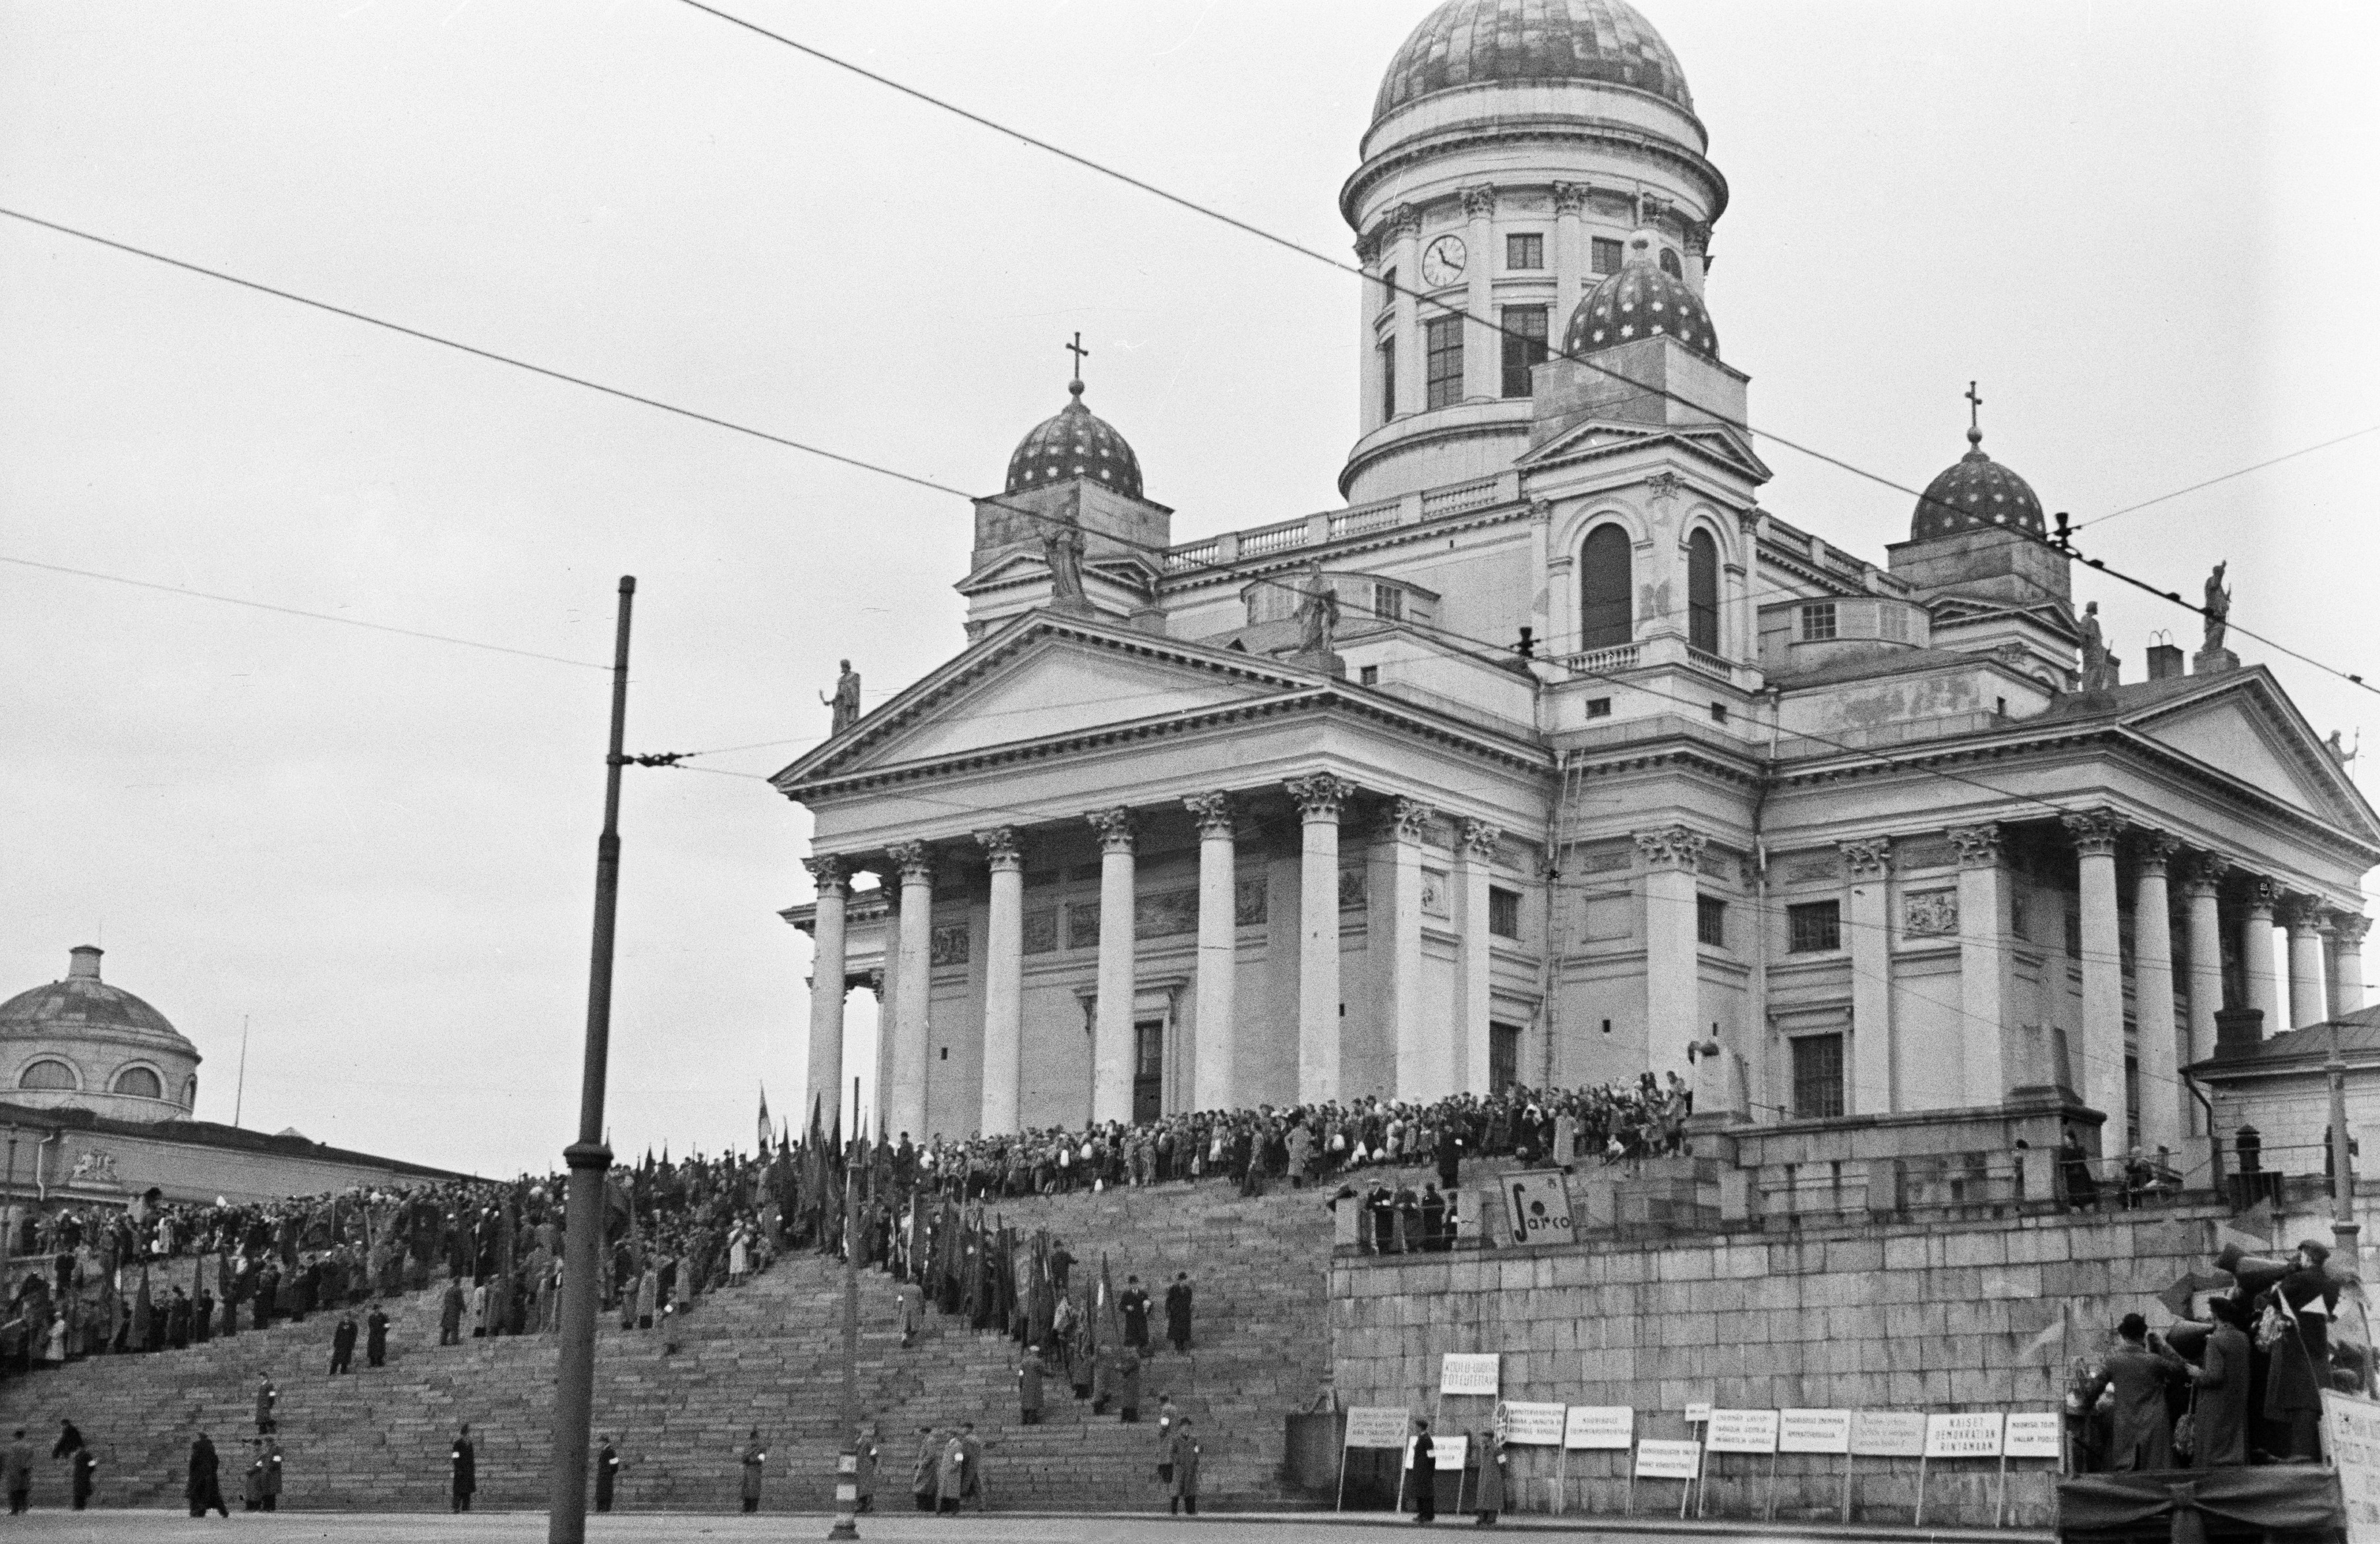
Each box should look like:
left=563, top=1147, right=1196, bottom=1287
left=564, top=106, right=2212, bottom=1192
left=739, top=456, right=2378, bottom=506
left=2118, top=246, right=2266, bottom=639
left=1340, top=0, right=1727, bottom=505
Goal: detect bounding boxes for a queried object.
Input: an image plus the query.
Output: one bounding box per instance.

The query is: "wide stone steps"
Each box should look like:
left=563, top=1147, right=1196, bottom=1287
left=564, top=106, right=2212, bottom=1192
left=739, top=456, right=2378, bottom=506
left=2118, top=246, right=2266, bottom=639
left=0, top=1175, right=1334, bottom=1512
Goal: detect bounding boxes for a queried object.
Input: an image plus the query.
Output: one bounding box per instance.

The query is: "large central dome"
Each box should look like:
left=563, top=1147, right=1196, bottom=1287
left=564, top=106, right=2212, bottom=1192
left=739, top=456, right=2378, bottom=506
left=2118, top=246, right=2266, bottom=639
left=1373, top=0, right=1694, bottom=125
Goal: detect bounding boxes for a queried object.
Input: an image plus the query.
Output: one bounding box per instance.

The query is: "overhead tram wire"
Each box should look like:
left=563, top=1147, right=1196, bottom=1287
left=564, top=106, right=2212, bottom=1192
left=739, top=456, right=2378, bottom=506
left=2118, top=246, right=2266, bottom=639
left=2076, top=424, right=2380, bottom=530
left=2, top=204, right=2361, bottom=816
left=667, top=4, right=2380, bottom=698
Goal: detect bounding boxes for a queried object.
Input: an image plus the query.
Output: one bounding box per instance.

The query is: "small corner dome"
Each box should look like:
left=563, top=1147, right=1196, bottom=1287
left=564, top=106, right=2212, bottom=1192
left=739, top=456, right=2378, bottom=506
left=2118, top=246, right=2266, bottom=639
left=1005, top=381, right=1144, bottom=501
left=1912, top=424, right=2045, bottom=540
left=0, top=946, right=199, bottom=1058
left=1374, top=0, right=1694, bottom=124
left=1561, top=228, right=1718, bottom=360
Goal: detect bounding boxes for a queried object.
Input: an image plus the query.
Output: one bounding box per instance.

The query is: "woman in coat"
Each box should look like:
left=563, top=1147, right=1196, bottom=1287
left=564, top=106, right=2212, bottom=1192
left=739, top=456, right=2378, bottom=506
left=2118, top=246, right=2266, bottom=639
left=1168, top=1418, right=1202, bottom=1516
left=2186, top=1298, right=2253, bottom=1468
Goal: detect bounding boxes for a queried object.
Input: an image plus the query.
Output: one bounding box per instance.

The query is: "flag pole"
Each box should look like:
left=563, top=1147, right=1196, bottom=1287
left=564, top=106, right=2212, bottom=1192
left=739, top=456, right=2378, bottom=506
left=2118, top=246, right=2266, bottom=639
left=830, top=1075, right=863, bottom=1539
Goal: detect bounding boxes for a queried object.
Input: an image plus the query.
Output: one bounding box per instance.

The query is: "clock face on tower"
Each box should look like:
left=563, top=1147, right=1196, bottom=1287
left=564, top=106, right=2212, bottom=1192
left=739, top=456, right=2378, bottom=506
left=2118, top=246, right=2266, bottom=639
left=1419, top=234, right=1467, bottom=288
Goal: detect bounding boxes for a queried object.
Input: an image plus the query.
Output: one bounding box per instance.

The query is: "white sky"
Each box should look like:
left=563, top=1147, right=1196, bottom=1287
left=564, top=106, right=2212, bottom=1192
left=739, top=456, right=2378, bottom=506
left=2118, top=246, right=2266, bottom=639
left=2, top=1, right=2375, bottom=1175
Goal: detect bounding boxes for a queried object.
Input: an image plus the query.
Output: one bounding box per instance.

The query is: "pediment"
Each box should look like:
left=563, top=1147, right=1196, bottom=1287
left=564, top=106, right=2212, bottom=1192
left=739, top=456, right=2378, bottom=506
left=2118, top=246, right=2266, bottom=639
left=2126, top=683, right=2370, bottom=831
left=956, top=549, right=1161, bottom=596
left=779, top=615, right=1313, bottom=786
left=1519, top=418, right=1770, bottom=482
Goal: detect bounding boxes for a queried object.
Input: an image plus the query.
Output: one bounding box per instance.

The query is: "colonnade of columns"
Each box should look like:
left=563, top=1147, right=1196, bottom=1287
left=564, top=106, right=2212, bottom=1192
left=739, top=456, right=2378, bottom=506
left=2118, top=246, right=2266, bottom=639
left=802, top=776, right=1510, bottom=1141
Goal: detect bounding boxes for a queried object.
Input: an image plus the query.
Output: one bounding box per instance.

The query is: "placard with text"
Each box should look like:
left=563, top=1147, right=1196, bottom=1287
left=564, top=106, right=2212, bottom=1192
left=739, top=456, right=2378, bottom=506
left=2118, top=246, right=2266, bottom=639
left=1563, top=1406, right=1633, bottom=1450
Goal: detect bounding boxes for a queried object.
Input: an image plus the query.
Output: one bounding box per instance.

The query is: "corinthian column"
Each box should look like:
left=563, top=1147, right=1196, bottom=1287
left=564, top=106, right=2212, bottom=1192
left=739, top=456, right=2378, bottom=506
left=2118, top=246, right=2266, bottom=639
left=1184, top=793, right=1239, bottom=1112
left=1286, top=773, right=1355, bottom=1104
left=2062, top=811, right=2127, bottom=1130
left=1946, top=825, right=2007, bottom=1105
left=2181, top=855, right=2228, bottom=1108
left=802, top=855, right=850, bottom=1133
left=976, top=828, right=1024, bottom=1135
left=2335, top=915, right=2370, bottom=1015
left=885, top=840, right=935, bottom=1145
left=1839, top=836, right=1894, bottom=1114
left=1639, top=824, right=1708, bottom=1085
left=1386, top=797, right=1435, bottom=1101
left=1456, top=820, right=1501, bottom=1095
left=1552, top=182, right=1589, bottom=329
left=1461, top=184, right=1498, bottom=401
left=1388, top=206, right=1423, bottom=418
left=2284, top=898, right=2329, bottom=1028
left=2134, top=834, right=2182, bottom=1158
left=1086, top=808, right=1138, bottom=1124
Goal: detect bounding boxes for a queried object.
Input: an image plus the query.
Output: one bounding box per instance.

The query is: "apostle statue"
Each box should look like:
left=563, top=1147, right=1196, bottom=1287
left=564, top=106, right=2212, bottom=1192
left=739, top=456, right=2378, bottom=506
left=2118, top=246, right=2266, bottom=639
left=2202, top=561, right=2230, bottom=654
left=2078, top=601, right=2112, bottom=692
left=1293, top=563, right=1341, bottom=656
left=1042, top=520, right=1089, bottom=608
left=2326, top=729, right=2358, bottom=769
left=820, top=659, right=861, bottom=735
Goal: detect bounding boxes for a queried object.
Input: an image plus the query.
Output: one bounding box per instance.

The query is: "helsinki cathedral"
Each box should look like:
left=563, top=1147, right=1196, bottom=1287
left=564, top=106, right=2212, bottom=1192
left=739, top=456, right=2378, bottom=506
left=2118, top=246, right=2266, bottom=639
left=776, top=0, right=2375, bottom=1182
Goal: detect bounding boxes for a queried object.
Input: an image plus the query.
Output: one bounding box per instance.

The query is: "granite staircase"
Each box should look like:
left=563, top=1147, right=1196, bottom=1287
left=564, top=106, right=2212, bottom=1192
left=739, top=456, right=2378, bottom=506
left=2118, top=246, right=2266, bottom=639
left=0, top=1176, right=1334, bottom=1512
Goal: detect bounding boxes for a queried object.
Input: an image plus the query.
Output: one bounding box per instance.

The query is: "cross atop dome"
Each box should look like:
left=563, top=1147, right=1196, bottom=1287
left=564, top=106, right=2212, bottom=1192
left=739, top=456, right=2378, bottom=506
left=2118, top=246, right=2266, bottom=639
left=1004, top=337, right=1143, bottom=500
left=1065, top=331, right=1091, bottom=392
left=1910, top=385, right=2045, bottom=541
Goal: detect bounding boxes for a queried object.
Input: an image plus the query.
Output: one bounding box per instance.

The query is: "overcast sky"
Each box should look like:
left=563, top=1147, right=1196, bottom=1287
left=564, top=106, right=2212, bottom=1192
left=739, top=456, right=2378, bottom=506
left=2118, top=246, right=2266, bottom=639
left=3, top=1, right=2375, bottom=1176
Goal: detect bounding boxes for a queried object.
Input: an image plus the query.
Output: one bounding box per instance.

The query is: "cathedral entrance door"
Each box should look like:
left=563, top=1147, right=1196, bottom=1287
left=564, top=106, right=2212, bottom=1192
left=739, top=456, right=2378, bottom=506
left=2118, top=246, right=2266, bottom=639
left=1133, top=1019, right=1164, bottom=1123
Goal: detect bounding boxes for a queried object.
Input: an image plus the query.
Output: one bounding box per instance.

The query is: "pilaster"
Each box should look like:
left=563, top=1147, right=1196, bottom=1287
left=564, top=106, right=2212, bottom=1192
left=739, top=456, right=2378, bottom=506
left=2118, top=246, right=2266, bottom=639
left=1946, top=825, right=2008, bottom=1105
left=1838, top=836, right=1894, bottom=1114
left=1637, top=824, right=1707, bottom=1085
left=975, top=828, right=1024, bottom=1135
left=1287, top=773, right=1355, bottom=1104
left=2062, top=811, right=2126, bottom=1132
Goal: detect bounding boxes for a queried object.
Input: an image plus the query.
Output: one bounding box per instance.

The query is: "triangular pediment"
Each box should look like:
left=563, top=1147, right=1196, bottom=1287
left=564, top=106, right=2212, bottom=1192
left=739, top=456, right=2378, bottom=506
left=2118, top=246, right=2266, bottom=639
left=776, top=614, right=1317, bottom=787
left=2124, top=677, right=2375, bottom=834
left=1518, top=416, right=1770, bottom=482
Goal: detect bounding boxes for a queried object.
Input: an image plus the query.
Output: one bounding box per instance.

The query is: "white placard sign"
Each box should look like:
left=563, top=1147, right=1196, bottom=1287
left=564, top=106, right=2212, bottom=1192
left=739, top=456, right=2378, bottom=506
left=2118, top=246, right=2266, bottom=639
left=2002, top=1414, right=2060, bottom=1460
left=1705, top=1409, right=1780, bottom=1454
left=1499, top=1168, right=1576, bottom=1247
left=1344, top=1407, right=1412, bottom=1450
left=1498, top=1401, right=1567, bottom=1447
left=1924, top=1412, right=2004, bottom=1459
left=1684, top=1402, right=1713, bottom=1425
left=1778, top=1409, right=1852, bottom=1455
left=1563, top=1406, right=1633, bottom=1450
left=1404, top=1435, right=1468, bottom=1472
left=2325, top=1390, right=2380, bottom=1544
left=1633, top=1439, right=1701, bottom=1480
left=1850, top=1410, right=1927, bottom=1458
left=1439, top=1353, right=1500, bottom=1396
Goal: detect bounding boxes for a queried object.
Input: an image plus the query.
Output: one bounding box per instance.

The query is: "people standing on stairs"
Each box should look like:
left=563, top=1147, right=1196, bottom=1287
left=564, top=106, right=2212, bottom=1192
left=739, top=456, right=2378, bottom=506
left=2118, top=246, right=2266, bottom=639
left=1119, top=1274, right=1150, bottom=1352
left=1167, top=1417, right=1201, bottom=1516
left=1118, top=1347, right=1145, bottom=1423
left=1165, top=1272, right=1193, bottom=1353
left=258, top=1436, right=282, bottom=1512
left=955, top=1423, right=986, bottom=1512
left=853, top=1424, right=880, bottom=1514
left=366, top=1305, right=389, bottom=1367
left=254, top=1374, right=277, bottom=1434
left=911, top=1425, right=942, bottom=1512
left=449, top=1424, right=477, bottom=1511
left=737, top=1429, right=768, bottom=1513
left=330, top=1310, right=358, bottom=1374
left=897, top=1282, right=921, bottom=1348
left=470, top=1278, right=490, bottom=1338
left=593, top=1435, right=621, bottom=1513
left=241, top=1441, right=265, bottom=1512
left=187, top=1432, right=229, bottom=1518
left=438, top=1277, right=465, bottom=1345
left=1017, top=1345, right=1046, bottom=1425
left=636, top=1261, right=658, bottom=1330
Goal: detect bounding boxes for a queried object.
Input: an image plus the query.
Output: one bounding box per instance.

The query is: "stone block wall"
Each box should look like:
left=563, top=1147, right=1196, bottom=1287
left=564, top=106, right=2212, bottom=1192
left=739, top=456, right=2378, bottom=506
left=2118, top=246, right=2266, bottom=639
left=1330, top=1202, right=2230, bottom=1527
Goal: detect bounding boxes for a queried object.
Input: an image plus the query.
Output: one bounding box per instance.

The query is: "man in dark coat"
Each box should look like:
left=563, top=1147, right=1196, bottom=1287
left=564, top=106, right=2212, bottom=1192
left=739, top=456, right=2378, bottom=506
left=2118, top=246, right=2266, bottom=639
left=1164, top=1273, right=1193, bottom=1354
left=2265, top=1239, right=2340, bottom=1460
left=1017, top=1347, right=1046, bottom=1425
left=330, top=1313, right=358, bottom=1375
left=2185, top=1298, right=2253, bottom=1468
left=449, top=1423, right=476, bottom=1512
left=254, top=1375, right=277, bottom=1434
left=192, top=1286, right=214, bottom=1344
left=1409, top=1419, right=1436, bottom=1522
left=2080, top=1315, right=2186, bottom=1471
left=365, top=1306, right=389, bottom=1368
left=187, top=1433, right=229, bottom=1518
left=1119, top=1276, right=1150, bottom=1350
left=738, top=1429, right=767, bottom=1513
left=594, top=1435, right=621, bottom=1513
left=439, top=1278, right=465, bottom=1346
left=1168, top=1417, right=1202, bottom=1516
left=1118, top=1349, right=1143, bottom=1423
left=166, top=1288, right=192, bottom=1349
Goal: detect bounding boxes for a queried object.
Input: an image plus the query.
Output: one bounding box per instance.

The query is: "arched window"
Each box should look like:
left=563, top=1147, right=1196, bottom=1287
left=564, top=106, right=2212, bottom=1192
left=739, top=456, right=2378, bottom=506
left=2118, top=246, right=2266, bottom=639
left=1659, top=248, right=1683, bottom=278
left=1578, top=524, right=1633, bottom=650
left=184, top=1076, right=198, bottom=1108
left=17, top=1059, right=76, bottom=1091
left=1686, top=528, right=1720, bottom=653
left=111, top=1066, right=163, bottom=1099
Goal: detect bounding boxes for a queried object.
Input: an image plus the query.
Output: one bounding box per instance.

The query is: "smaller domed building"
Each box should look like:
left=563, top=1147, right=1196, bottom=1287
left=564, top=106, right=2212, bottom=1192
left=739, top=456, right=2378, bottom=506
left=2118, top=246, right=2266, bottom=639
left=0, top=947, right=460, bottom=1213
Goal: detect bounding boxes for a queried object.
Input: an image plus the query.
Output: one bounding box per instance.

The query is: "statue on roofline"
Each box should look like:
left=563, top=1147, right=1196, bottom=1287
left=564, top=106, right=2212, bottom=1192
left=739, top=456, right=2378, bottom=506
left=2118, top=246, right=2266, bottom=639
left=1293, top=562, right=1341, bottom=657
left=2203, top=561, right=2231, bottom=654
left=820, top=659, right=861, bottom=735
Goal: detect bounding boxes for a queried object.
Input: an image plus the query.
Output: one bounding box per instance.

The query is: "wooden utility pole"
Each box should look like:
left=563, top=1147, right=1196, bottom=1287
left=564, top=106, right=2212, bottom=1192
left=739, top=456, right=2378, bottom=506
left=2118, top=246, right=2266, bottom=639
left=830, top=1075, right=863, bottom=1539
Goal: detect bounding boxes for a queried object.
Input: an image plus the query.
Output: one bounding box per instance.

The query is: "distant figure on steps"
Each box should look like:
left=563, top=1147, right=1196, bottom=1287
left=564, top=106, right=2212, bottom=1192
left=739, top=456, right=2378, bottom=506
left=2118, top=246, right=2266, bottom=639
left=738, top=1429, right=768, bottom=1513
left=366, top=1305, right=389, bottom=1368
left=1018, top=1346, right=1046, bottom=1425
left=258, top=1437, right=282, bottom=1512
left=241, top=1441, right=265, bottom=1512
left=594, top=1435, right=621, bottom=1514
left=1165, top=1272, right=1194, bottom=1353
left=186, top=1432, right=229, bottom=1518
left=449, top=1423, right=476, bottom=1513
left=253, top=1375, right=277, bottom=1435
left=439, top=1278, right=465, bottom=1346
left=330, top=1311, right=358, bottom=1375
left=1167, top=1417, right=1202, bottom=1516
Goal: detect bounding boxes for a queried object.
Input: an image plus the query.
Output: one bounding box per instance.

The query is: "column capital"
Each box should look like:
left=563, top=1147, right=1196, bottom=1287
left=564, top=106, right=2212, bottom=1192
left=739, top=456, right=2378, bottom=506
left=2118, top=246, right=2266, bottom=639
left=1552, top=181, right=1592, bottom=215
left=865, top=967, right=886, bottom=998
left=1183, top=791, right=1237, bottom=840
left=1945, top=824, right=2002, bottom=868
left=1837, top=836, right=1892, bottom=879
left=1636, top=824, right=1709, bottom=871
left=886, top=841, right=934, bottom=888
left=803, top=854, right=851, bottom=896
left=1460, top=183, right=1499, bottom=220
left=1460, top=818, right=1502, bottom=861
left=1353, top=229, right=1382, bottom=267
left=2182, top=852, right=2230, bottom=898
left=2279, top=895, right=2326, bottom=936
left=1390, top=797, right=1436, bottom=844
left=1085, top=807, right=1137, bottom=855
left=2336, top=914, right=2372, bottom=948
left=974, top=827, right=1023, bottom=872
left=1285, top=772, right=1356, bottom=822
left=1388, top=204, right=1423, bottom=241
left=2061, top=809, right=2125, bottom=857
left=2247, top=876, right=2280, bottom=913
left=2136, top=831, right=2183, bottom=873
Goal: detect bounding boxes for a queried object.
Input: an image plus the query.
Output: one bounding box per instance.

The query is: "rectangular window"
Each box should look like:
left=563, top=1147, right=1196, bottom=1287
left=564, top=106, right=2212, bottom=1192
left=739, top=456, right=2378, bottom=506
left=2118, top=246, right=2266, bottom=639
left=1591, top=236, right=1625, bottom=275
left=1379, top=339, right=1397, bottom=421
left=1696, top=895, right=1726, bottom=948
left=1500, top=305, right=1548, bottom=398
left=1488, top=1022, right=1521, bottom=1093
left=1373, top=583, right=1405, bottom=621
left=1378, top=267, right=1397, bottom=310
left=1791, top=1035, right=1847, bottom=1120
left=1506, top=232, right=1544, bottom=271
left=1585, top=697, right=1613, bottom=719
left=1425, top=317, right=1464, bottom=410
left=1709, top=702, right=1729, bottom=724
left=1800, top=602, right=1838, bottom=641
left=1488, top=886, right=1521, bottom=939
left=2065, top=911, right=2082, bottom=960
left=1359, top=664, right=1379, bottom=686
left=1787, top=900, right=1842, bottom=954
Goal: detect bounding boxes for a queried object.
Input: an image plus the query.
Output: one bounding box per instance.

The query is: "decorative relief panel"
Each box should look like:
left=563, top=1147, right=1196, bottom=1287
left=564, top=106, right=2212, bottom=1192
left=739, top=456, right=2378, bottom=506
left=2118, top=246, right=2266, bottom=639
left=1421, top=868, right=1450, bottom=920
left=1784, top=858, right=1839, bottom=884
left=1066, top=903, right=1100, bottom=951
left=1902, top=888, right=1960, bottom=938
left=1581, top=847, right=1633, bottom=875
left=1022, top=909, right=1058, bottom=955
left=1339, top=865, right=1369, bottom=910
left=1234, top=875, right=1268, bottom=927
left=1134, top=888, right=1198, bottom=940
left=1696, top=851, right=1735, bottom=882
left=1897, top=840, right=1955, bottom=871
left=930, top=924, right=971, bottom=967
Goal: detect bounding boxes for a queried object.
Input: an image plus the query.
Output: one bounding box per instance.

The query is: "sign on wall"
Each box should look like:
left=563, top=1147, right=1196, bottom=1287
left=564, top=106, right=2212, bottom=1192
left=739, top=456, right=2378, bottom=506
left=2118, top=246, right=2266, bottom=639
left=1497, top=1402, right=1567, bottom=1447
left=1778, top=1410, right=1852, bottom=1455
left=2002, top=1414, right=2060, bottom=1460
left=1563, top=1406, right=1633, bottom=1450
left=1634, top=1439, right=1701, bottom=1480
left=1923, top=1413, right=2004, bottom=1459
left=1500, top=1170, right=1575, bottom=1247
left=1405, top=1434, right=1468, bottom=1472
left=1850, top=1411, right=1927, bottom=1458
left=2324, top=1392, right=2380, bottom=1544
left=1344, top=1408, right=1413, bottom=1450
left=1705, top=1409, right=1780, bottom=1454
left=1439, top=1354, right=1500, bottom=1396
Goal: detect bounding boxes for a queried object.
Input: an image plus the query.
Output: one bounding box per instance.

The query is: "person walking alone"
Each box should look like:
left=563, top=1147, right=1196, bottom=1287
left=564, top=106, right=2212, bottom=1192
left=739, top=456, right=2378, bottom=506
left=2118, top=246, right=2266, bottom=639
left=738, top=1429, right=767, bottom=1513
left=187, top=1432, right=229, bottom=1518
left=439, top=1278, right=465, bottom=1346
left=594, top=1435, right=621, bottom=1513
left=449, top=1423, right=476, bottom=1512
left=1164, top=1272, right=1193, bottom=1354
left=1017, top=1346, right=1046, bottom=1425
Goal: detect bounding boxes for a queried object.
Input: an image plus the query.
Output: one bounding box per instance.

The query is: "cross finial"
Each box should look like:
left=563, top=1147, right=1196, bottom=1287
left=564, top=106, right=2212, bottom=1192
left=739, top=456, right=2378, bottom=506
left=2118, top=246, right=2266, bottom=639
left=1065, top=332, right=1090, bottom=396
left=1964, top=380, right=1983, bottom=447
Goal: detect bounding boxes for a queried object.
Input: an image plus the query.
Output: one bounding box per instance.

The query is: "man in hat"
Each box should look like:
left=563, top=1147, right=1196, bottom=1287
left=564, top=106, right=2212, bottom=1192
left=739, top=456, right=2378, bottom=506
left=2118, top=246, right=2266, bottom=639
left=1408, top=1418, right=1436, bottom=1523
left=1119, top=1276, right=1150, bottom=1352
left=1167, top=1416, right=1202, bottom=1516
left=1017, top=1346, right=1046, bottom=1425
left=2078, top=1314, right=2188, bottom=1470
left=594, top=1435, right=621, bottom=1513
left=1164, top=1272, right=1194, bottom=1354
left=2265, top=1239, right=2340, bottom=1460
